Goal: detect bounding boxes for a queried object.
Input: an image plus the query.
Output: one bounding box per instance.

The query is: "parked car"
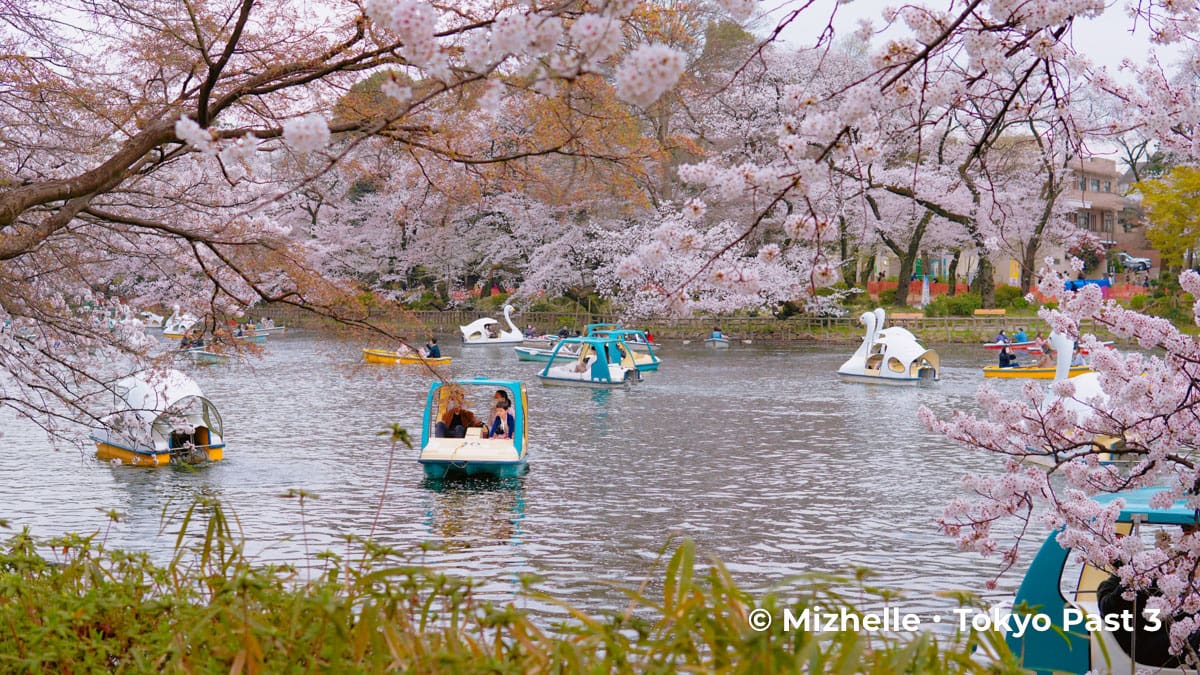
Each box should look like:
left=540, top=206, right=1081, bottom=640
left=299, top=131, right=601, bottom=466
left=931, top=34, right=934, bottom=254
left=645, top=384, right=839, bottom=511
left=1117, top=251, right=1152, bottom=272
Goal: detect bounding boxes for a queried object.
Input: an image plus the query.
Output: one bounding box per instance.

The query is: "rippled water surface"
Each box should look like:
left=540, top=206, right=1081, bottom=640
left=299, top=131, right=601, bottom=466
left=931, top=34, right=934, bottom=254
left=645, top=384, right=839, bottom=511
left=1, top=333, right=1037, bottom=615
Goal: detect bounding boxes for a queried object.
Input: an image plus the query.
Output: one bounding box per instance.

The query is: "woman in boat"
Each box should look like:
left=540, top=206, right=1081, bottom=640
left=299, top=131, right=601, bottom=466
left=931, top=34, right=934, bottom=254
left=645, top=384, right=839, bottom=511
left=483, top=399, right=515, bottom=440
left=1032, top=331, right=1047, bottom=353
left=994, top=329, right=1009, bottom=344
left=998, top=345, right=1019, bottom=368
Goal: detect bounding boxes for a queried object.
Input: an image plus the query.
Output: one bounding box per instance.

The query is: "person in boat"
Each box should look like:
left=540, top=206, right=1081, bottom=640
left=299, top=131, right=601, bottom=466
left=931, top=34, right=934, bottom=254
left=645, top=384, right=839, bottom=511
left=557, top=326, right=569, bottom=338
left=998, top=345, right=1019, bottom=368
left=1032, top=331, right=1047, bottom=353
left=396, top=341, right=414, bottom=355
left=425, top=338, right=441, bottom=358
left=434, top=394, right=480, bottom=439
left=1035, top=345, right=1055, bottom=368
left=483, top=399, right=515, bottom=440
left=994, top=329, right=1009, bottom=344
left=1097, top=564, right=1200, bottom=668
left=1013, top=327, right=1027, bottom=343
left=492, top=389, right=511, bottom=409
left=1071, top=343, right=1086, bottom=367
left=645, top=330, right=655, bottom=343
left=487, top=323, right=500, bottom=339
left=710, top=327, right=724, bottom=340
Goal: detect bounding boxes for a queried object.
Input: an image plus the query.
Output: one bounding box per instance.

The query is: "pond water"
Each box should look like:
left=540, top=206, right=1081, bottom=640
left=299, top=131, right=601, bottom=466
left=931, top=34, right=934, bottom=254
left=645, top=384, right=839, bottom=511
left=0, top=333, right=1037, bottom=617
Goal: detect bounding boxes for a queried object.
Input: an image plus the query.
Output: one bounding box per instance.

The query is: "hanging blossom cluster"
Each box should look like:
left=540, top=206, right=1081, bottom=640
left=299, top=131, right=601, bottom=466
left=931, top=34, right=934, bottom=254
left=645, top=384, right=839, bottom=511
left=365, top=0, right=446, bottom=77
left=282, top=114, right=331, bottom=154
left=174, top=118, right=262, bottom=181
left=614, top=43, right=687, bottom=107
left=381, top=78, right=412, bottom=105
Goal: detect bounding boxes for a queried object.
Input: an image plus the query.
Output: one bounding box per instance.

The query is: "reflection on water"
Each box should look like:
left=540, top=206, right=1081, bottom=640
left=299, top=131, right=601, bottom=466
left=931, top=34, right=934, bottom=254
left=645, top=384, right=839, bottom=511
left=0, top=334, right=1033, bottom=615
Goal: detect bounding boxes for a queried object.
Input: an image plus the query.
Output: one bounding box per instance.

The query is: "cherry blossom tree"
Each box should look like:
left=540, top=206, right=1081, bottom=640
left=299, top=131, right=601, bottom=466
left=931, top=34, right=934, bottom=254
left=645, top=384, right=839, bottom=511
left=0, top=0, right=696, bottom=436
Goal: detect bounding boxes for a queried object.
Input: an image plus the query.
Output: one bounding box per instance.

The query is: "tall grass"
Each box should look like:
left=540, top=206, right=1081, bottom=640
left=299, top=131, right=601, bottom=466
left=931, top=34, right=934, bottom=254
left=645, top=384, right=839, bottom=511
left=0, top=506, right=1024, bottom=673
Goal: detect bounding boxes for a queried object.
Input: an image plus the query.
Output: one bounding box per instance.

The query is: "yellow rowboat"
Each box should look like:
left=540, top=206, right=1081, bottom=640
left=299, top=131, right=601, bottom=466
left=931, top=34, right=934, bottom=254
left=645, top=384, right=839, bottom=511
left=982, top=365, right=1093, bottom=379
left=362, top=348, right=452, bottom=366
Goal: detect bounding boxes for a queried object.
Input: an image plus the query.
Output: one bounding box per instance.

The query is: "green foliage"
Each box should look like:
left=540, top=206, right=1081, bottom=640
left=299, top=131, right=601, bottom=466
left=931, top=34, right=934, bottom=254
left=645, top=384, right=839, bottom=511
left=1134, top=166, right=1200, bottom=268
left=0, top=497, right=1022, bottom=673
left=993, top=286, right=1030, bottom=310
left=923, top=293, right=982, bottom=317
left=1128, top=294, right=1150, bottom=311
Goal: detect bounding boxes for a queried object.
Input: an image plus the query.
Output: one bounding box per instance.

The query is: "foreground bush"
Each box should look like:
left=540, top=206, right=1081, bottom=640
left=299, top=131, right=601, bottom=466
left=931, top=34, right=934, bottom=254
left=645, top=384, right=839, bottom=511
left=0, top=497, right=1023, bottom=673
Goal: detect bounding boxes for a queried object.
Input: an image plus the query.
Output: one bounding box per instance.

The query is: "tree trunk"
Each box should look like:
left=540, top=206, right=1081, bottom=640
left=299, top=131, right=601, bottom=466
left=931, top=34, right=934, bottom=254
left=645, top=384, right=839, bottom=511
left=1019, top=240, right=1039, bottom=295
left=839, top=216, right=856, bottom=286
left=947, top=249, right=961, bottom=296
left=971, top=254, right=996, bottom=306
left=892, top=255, right=915, bottom=307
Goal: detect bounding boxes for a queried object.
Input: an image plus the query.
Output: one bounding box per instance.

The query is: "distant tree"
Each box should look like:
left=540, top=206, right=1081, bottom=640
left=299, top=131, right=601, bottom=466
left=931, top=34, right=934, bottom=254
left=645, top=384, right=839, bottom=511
left=1134, top=167, right=1200, bottom=270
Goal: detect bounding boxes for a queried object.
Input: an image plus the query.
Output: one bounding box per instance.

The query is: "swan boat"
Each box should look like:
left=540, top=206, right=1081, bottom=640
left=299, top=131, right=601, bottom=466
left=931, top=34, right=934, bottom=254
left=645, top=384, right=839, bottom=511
left=162, top=306, right=200, bottom=339
left=584, top=325, right=661, bottom=371
left=837, top=308, right=940, bottom=385
left=418, top=378, right=527, bottom=479
left=997, top=487, right=1196, bottom=674
left=139, top=311, right=165, bottom=329
left=537, top=336, right=642, bottom=387
left=91, top=369, right=225, bottom=466
left=460, top=304, right=524, bottom=345
left=1021, top=332, right=1127, bottom=468
left=362, top=348, right=452, bottom=366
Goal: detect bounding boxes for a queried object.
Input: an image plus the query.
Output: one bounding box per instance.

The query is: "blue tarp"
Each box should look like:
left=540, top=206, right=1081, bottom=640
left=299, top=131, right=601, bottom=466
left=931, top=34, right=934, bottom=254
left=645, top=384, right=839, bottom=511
left=1064, top=278, right=1111, bottom=291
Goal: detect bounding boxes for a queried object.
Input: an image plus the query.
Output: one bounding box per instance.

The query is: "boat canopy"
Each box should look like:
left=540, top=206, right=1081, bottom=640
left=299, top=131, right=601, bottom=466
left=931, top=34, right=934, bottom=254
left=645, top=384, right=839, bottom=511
left=107, top=370, right=224, bottom=437
left=585, top=323, right=622, bottom=335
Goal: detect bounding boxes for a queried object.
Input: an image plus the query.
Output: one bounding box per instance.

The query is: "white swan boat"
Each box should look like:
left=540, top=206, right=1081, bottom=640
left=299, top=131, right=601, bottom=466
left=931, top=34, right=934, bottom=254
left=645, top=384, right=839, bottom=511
left=139, top=311, right=165, bottom=329
left=1022, top=332, right=1125, bottom=468
left=91, top=369, right=225, bottom=465
left=836, top=308, right=939, bottom=385
left=162, top=305, right=200, bottom=339
left=460, top=304, right=524, bottom=345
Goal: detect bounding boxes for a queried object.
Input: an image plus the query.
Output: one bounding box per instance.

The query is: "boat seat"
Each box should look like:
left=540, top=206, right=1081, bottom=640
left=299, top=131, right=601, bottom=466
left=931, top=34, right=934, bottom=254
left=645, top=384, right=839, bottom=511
left=464, top=426, right=483, bottom=439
